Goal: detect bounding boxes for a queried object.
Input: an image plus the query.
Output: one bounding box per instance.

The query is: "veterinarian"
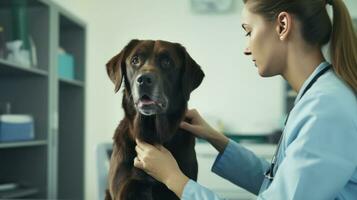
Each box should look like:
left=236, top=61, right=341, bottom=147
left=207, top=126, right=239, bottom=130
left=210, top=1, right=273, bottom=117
left=134, top=0, right=357, bottom=199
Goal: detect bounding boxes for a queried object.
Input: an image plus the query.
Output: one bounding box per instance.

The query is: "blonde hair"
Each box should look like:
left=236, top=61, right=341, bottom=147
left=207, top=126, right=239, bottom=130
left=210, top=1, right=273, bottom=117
left=243, top=0, right=357, bottom=93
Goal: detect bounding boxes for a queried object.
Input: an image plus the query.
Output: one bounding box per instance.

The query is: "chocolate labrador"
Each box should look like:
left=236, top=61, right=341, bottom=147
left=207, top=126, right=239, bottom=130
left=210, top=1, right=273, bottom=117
left=105, top=39, right=204, bottom=200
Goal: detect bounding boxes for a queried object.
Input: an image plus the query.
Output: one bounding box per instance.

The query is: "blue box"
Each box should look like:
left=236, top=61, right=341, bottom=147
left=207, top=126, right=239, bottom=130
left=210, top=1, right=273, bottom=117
left=0, top=115, right=34, bottom=142
left=58, top=53, right=75, bottom=80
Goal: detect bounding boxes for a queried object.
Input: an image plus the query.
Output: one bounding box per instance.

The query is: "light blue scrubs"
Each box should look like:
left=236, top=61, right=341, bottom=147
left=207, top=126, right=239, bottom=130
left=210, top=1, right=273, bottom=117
left=182, top=62, right=357, bottom=200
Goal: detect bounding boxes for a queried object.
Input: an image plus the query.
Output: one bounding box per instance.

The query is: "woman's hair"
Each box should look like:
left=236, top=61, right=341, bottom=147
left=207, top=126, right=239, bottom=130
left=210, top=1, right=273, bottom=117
left=243, top=0, right=357, bottom=93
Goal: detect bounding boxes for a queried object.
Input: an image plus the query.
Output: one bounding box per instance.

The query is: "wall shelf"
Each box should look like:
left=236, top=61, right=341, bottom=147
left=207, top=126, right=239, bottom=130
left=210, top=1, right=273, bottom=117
left=0, top=187, right=39, bottom=199
left=0, top=140, right=47, bottom=149
left=59, top=77, right=84, bottom=87
left=0, top=59, right=48, bottom=77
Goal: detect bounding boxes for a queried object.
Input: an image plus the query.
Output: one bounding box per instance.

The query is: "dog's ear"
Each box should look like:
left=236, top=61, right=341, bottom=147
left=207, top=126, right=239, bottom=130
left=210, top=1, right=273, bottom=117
left=180, top=46, right=205, bottom=101
left=106, top=39, right=139, bottom=93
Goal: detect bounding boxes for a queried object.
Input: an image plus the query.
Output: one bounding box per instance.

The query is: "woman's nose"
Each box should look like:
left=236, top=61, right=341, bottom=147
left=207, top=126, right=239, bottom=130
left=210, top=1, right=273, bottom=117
left=244, top=47, right=251, bottom=56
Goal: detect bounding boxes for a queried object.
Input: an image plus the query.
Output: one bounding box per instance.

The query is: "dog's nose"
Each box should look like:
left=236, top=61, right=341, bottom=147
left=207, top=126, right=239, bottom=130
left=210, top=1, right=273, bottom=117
left=136, top=73, right=156, bottom=87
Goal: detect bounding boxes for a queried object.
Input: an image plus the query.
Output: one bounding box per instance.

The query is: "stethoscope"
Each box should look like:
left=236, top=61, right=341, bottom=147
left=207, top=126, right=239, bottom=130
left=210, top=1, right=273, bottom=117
left=264, top=64, right=332, bottom=180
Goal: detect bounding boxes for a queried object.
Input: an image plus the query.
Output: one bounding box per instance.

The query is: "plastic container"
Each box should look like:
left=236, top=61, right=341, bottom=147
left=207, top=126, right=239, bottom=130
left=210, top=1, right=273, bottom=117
left=0, top=115, right=35, bottom=142
left=58, top=53, right=75, bottom=80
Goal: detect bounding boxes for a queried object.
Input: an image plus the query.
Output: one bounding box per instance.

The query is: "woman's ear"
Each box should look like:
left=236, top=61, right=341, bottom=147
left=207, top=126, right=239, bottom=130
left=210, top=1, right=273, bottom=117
left=276, top=12, right=292, bottom=41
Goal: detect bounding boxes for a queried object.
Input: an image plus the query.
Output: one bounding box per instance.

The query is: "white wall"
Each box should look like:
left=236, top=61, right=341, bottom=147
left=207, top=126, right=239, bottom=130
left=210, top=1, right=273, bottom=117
left=51, top=0, right=357, bottom=199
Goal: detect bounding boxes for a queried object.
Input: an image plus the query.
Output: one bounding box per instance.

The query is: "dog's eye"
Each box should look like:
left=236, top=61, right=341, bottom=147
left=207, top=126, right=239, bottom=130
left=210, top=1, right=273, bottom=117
left=131, top=55, right=140, bottom=66
left=160, top=57, right=172, bottom=69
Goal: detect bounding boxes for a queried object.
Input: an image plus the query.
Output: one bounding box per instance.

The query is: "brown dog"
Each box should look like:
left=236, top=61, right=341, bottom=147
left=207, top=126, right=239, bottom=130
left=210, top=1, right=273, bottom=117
left=105, top=39, right=204, bottom=200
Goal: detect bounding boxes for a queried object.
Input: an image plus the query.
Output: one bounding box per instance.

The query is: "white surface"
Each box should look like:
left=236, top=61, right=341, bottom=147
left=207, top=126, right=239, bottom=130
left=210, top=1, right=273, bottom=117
left=195, top=142, right=276, bottom=200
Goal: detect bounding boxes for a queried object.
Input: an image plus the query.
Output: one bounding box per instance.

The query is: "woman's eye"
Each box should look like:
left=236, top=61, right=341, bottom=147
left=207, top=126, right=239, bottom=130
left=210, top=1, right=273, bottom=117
left=245, top=32, right=251, bottom=37
left=131, top=55, right=140, bottom=65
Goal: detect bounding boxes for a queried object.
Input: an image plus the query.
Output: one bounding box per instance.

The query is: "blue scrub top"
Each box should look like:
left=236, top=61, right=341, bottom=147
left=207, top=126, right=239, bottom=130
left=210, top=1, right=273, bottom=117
left=182, top=62, right=357, bottom=200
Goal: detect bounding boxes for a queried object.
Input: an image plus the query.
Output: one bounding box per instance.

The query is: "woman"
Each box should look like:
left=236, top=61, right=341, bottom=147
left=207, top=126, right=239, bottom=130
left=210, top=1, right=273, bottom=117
left=134, top=0, right=357, bottom=199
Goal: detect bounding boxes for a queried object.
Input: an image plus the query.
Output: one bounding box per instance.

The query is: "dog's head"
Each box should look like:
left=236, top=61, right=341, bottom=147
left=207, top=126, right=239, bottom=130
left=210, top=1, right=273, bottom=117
left=106, top=39, right=204, bottom=116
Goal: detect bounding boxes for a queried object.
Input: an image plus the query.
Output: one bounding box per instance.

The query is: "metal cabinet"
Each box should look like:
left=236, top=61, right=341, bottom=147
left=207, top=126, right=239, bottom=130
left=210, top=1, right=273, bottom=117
left=0, top=0, right=86, bottom=199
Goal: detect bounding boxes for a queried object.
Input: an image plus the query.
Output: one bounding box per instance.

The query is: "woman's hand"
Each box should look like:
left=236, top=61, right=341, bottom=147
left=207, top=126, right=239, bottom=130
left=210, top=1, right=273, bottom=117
left=134, top=139, right=181, bottom=183
left=179, top=109, right=218, bottom=140
left=180, top=109, right=229, bottom=153
left=134, top=139, right=189, bottom=198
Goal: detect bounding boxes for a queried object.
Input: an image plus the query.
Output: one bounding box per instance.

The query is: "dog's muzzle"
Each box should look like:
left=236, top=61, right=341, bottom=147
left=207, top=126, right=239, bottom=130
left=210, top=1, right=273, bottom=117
left=134, top=73, right=168, bottom=115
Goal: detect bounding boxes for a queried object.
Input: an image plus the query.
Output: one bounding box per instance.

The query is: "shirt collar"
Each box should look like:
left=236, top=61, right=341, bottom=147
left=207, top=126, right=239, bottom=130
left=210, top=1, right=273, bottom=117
left=294, top=61, right=331, bottom=105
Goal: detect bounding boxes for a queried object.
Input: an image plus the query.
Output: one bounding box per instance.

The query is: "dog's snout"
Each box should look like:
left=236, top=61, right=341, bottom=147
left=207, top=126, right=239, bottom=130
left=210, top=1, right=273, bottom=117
left=136, top=73, right=156, bottom=87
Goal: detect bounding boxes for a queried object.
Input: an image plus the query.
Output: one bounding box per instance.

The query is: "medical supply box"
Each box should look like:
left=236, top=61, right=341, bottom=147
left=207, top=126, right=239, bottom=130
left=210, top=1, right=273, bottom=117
left=0, top=114, right=34, bottom=142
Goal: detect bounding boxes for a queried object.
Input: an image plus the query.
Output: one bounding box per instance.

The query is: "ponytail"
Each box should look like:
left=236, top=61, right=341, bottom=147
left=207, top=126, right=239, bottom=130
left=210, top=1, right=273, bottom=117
left=330, top=0, right=357, bottom=93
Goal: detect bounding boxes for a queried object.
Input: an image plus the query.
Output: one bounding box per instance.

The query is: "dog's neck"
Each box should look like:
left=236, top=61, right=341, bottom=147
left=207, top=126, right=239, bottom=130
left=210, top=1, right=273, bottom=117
left=122, top=89, right=187, bottom=144
left=133, top=111, right=184, bottom=144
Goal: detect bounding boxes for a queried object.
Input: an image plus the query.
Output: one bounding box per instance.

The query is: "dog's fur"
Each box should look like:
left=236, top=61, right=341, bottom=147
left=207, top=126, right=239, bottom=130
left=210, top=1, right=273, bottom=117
left=105, top=39, right=204, bottom=200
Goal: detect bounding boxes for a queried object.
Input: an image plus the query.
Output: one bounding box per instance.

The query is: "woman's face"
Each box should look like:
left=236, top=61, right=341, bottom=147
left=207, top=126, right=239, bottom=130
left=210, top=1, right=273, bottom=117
left=241, top=4, right=286, bottom=77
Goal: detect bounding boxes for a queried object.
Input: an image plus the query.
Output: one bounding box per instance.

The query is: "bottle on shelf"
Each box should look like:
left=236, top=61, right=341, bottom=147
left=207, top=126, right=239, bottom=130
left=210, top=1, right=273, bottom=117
left=0, top=26, right=5, bottom=59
